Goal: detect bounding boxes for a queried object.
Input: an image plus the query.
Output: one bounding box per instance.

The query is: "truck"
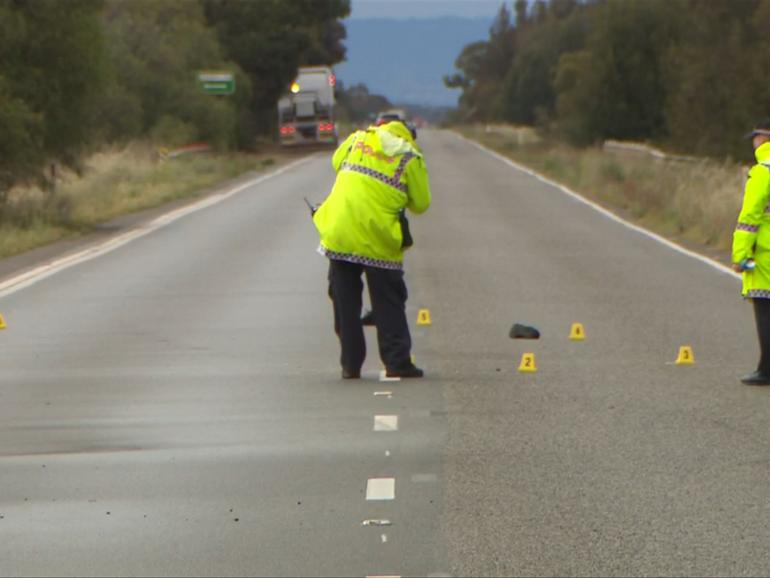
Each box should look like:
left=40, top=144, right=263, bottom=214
left=277, top=66, right=338, bottom=147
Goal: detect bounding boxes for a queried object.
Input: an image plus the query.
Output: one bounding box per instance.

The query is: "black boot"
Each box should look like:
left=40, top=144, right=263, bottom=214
left=385, top=364, right=424, bottom=378
left=741, top=371, right=770, bottom=386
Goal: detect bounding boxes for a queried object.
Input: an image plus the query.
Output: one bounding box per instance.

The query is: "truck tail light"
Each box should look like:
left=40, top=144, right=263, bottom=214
left=318, top=123, right=334, bottom=132
left=280, top=125, right=296, bottom=136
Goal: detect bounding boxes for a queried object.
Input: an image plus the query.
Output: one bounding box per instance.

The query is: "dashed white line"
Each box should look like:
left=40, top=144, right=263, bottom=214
left=366, top=478, right=395, bottom=501
left=362, top=519, right=392, bottom=527
left=411, top=473, right=438, bottom=483
left=373, top=415, right=398, bottom=432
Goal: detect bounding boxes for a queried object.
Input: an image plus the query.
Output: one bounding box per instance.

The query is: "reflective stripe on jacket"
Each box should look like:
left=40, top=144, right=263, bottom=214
left=733, top=141, right=770, bottom=298
left=313, top=122, right=431, bottom=268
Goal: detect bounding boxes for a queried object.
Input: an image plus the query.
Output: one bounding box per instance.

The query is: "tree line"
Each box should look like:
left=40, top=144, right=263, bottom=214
left=446, top=0, right=770, bottom=160
left=0, top=0, right=350, bottom=206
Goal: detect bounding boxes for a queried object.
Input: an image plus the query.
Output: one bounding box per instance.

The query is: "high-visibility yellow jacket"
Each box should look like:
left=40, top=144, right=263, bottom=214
left=733, top=141, right=770, bottom=297
left=313, top=121, right=431, bottom=269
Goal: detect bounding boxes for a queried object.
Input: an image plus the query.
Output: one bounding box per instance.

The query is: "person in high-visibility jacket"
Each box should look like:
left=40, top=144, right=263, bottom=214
left=313, top=120, right=431, bottom=379
left=733, top=120, right=770, bottom=385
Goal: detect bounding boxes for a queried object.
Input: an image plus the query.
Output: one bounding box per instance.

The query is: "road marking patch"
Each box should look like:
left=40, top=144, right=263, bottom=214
left=366, top=478, right=395, bottom=500
left=373, top=415, right=398, bottom=432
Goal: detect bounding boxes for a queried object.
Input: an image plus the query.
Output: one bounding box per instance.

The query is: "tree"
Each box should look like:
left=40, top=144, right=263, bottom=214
left=204, top=0, right=350, bottom=140
left=444, top=4, right=516, bottom=121
left=2, top=0, right=107, bottom=166
left=664, top=0, right=761, bottom=158
left=98, top=0, right=248, bottom=150
left=336, top=82, right=391, bottom=124
left=501, top=3, right=587, bottom=126
left=0, top=0, right=106, bottom=215
left=554, top=0, right=679, bottom=144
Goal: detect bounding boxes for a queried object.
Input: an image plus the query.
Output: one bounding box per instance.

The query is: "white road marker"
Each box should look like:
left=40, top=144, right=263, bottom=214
left=381, top=533, right=388, bottom=543
left=362, top=519, right=392, bottom=527
left=373, top=415, right=398, bottom=432
left=366, top=478, right=395, bottom=501
left=0, top=157, right=316, bottom=299
left=374, top=391, right=393, bottom=397
left=455, top=132, right=741, bottom=280
left=379, top=370, right=401, bottom=382
left=385, top=450, right=391, bottom=457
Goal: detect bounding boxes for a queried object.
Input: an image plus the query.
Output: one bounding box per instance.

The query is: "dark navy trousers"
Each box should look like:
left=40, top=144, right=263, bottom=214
left=754, top=298, right=770, bottom=374
left=327, top=259, right=412, bottom=373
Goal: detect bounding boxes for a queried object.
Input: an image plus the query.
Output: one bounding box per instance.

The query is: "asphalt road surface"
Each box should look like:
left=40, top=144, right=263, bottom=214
left=1, top=130, right=768, bottom=577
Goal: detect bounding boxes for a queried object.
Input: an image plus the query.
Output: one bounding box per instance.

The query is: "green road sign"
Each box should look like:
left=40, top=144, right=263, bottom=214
left=198, top=72, right=235, bottom=95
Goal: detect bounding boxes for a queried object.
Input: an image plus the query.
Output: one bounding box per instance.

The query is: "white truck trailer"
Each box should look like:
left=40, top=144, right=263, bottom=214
left=277, top=66, right=337, bottom=147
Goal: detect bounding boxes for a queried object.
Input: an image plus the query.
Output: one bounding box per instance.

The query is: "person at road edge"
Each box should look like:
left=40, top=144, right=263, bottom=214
left=733, top=119, right=770, bottom=385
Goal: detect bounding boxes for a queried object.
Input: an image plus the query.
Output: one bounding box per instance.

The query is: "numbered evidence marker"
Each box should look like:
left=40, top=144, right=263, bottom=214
left=569, top=322, right=586, bottom=341
left=416, top=309, right=432, bottom=326
left=675, top=345, right=695, bottom=365
left=0, top=313, right=6, bottom=330
left=518, top=352, right=537, bottom=373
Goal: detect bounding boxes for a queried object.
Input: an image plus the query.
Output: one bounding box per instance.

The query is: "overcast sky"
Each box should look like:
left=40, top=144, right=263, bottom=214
left=349, top=0, right=504, bottom=20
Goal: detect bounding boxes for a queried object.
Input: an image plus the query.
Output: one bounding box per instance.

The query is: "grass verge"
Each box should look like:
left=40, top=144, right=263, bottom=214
left=457, top=124, right=745, bottom=258
left=0, top=143, right=292, bottom=259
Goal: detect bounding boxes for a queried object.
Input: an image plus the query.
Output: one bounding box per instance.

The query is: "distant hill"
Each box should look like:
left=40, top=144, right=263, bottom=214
left=335, top=17, right=492, bottom=107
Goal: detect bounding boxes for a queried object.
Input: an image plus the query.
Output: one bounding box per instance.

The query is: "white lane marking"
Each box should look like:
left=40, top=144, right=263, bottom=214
left=411, top=473, right=438, bottom=483
left=385, top=450, right=391, bottom=457
left=454, top=132, right=741, bottom=280
left=373, top=415, right=398, bottom=432
left=379, top=370, right=401, bottom=382
left=381, top=534, right=388, bottom=543
left=374, top=391, right=393, bottom=397
left=366, top=478, right=395, bottom=501
left=0, top=156, right=316, bottom=299
left=362, top=519, right=392, bottom=527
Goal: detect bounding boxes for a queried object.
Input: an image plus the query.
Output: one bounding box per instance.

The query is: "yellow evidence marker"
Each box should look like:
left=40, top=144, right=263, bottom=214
left=518, top=352, right=537, bottom=373
left=0, top=313, right=6, bottom=330
left=416, top=309, right=432, bottom=326
left=569, top=322, right=586, bottom=341
left=675, top=345, right=695, bottom=365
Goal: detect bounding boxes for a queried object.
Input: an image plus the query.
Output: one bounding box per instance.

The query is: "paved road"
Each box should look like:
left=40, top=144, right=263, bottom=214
left=0, top=130, right=767, bottom=577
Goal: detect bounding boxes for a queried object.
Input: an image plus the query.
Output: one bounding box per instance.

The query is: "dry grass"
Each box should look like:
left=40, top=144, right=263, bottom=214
left=0, top=142, right=289, bottom=259
left=459, top=125, right=745, bottom=253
